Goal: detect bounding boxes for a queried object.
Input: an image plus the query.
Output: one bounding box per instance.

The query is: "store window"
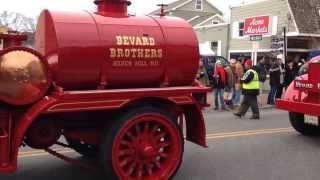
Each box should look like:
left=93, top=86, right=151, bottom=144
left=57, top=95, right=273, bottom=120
left=232, top=21, right=245, bottom=39
left=195, top=0, right=203, bottom=11
left=211, top=41, right=218, bottom=55
left=239, top=22, right=244, bottom=37
left=287, top=39, right=309, bottom=49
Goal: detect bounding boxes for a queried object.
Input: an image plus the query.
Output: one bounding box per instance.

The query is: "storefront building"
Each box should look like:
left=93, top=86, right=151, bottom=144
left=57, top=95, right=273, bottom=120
left=229, top=0, right=320, bottom=64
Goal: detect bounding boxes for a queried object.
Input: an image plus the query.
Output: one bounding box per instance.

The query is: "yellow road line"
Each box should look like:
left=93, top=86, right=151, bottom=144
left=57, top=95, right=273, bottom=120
left=206, top=128, right=294, bottom=139
left=19, top=148, right=69, bottom=155
left=19, top=150, right=75, bottom=158
left=206, top=127, right=292, bottom=137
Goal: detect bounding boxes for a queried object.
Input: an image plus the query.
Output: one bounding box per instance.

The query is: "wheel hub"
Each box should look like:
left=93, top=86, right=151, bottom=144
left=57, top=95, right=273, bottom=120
left=138, top=139, right=156, bottom=159
left=142, top=145, right=155, bottom=158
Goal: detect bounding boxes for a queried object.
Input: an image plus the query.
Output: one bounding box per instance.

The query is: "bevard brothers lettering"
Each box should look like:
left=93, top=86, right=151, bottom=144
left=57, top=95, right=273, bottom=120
left=109, top=36, right=163, bottom=67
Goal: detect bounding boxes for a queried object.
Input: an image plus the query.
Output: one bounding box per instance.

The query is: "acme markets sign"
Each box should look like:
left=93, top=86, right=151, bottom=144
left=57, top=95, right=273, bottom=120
left=244, top=16, right=270, bottom=35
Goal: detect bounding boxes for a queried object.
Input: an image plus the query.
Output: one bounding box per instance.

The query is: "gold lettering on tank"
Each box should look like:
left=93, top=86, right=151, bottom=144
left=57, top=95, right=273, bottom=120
left=109, top=35, right=163, bottom=67
left=137, top=49, right=144, bottom=58
left=116, top=36, right=123, bottom=45
left=122, top=36, right=130, bottom=45
left=149, top=37, right=155, bottom=46
left=142, top=37, right=149, bottom=46
left=109, top=48, right=116, bottom=58
left=135, top=37, right=143, bottom=46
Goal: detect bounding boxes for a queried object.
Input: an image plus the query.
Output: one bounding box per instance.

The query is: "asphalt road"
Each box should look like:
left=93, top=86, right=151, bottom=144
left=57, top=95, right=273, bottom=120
left=2, top=109, right=320, bottom=180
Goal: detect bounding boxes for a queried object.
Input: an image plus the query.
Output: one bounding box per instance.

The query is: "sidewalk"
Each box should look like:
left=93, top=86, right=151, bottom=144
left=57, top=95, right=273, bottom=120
left=206, top=92, right=273, bottom=111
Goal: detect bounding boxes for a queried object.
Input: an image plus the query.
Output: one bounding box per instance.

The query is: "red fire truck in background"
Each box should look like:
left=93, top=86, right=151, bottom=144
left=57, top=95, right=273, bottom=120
left=277, top=55, right=320, bottom=136
left=0, top=0, right=210, bottom=179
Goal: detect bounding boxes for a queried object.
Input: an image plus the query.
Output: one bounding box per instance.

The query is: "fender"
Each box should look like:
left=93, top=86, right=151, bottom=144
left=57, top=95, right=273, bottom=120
left=123, top=96, right=208, bottom=147
left=11, top=96, right=58, bottom=167
left=183, top=104, right=207, bottom=147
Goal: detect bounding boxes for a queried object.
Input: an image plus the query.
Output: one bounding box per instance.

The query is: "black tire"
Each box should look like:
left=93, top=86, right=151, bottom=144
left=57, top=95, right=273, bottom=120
left=99, top=107, right=184, bottom=180
left=289, top=112, right=320, bottom=136
left=66, top=138, right=98, bottom=158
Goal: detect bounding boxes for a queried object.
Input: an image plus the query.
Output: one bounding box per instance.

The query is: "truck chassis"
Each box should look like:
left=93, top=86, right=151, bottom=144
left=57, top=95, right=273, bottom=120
left=0, top=85, right=209, bottom=179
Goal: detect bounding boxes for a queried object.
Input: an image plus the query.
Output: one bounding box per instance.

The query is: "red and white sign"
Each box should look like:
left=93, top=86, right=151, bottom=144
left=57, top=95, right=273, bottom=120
left=244, top=16, right=270, bottom=35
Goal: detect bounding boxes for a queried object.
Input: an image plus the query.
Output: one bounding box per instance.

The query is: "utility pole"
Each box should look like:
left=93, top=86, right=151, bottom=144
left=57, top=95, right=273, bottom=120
left=283, top=27, right=287, bottom=63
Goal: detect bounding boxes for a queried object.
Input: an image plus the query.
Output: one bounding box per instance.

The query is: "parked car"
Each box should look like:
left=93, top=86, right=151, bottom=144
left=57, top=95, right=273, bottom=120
left=201, top=55, right=230, bottom=85
left=298, top=50, right=320, bottom=75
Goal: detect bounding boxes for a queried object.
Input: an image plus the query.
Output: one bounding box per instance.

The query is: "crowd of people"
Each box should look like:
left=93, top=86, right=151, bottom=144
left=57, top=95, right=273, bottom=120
left=196, top=54, right=306, bottom=119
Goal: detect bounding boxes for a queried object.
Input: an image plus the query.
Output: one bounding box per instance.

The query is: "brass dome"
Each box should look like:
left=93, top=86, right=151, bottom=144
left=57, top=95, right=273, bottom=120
left=0, top=48, right=50, bottom=105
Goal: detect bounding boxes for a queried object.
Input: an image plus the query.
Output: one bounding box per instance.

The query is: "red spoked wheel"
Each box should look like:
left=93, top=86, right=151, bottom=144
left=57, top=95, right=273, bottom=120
left=100, top=107, right=183, bottom=180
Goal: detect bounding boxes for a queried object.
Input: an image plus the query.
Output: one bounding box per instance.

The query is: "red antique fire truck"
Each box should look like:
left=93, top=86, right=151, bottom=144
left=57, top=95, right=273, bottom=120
left=277, top=55, right=320, bottom=135
left=0, top=0, right=210, bottom=179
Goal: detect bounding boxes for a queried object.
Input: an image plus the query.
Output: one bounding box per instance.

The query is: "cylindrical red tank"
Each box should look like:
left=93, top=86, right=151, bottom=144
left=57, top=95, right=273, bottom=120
left=35, top=0, right=199, bottom=90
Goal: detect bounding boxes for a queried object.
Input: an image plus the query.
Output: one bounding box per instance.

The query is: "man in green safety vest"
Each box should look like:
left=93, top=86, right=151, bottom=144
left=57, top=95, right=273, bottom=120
left=233, top=59, right=260, bottom=119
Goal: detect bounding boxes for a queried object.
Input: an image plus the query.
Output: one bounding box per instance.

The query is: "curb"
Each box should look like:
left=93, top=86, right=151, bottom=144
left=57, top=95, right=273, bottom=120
left=203, top=105, right=275, bottom=113
left=260, top=105, right=275, bottom=109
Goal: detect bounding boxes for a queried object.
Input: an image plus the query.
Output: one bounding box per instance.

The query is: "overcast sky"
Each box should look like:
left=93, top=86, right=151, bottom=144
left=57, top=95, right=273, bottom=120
left=0, top=0, right=258, bottom=18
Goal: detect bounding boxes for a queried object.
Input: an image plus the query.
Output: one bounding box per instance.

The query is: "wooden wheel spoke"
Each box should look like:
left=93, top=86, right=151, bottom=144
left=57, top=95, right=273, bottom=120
left=144, top=122, right=150, bottom=133
left=155, top=161, right=161, bottom=169
left=120, top=157, right=134, bottom=168
left=135, top=124, right=141, bottom=135
left=119, top=149, right=133, bottom=156
left=146, top=163, right=153, bottom=176
left=151, top=124, right=160, bottom=135
left=120, top=140, right=131, bottom=146
left=157, top=142, right=170, bottom=149
left=126, top=162, right=137, bottom=176
left=137, top=164, right=144, bottom=178
left=159, top=152, right=168, bottom=158
left=126, top=131, right=135, bottom=141
left=155, top=132, right=167, bottom=140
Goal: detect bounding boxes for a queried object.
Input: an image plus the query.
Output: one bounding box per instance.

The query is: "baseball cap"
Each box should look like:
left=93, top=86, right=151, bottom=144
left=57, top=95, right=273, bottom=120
left=244, top=59, right=253, bottom=67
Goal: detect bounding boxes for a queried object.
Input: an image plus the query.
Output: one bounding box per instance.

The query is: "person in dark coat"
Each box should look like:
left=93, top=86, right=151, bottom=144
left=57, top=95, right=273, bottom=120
left=254, top=57, right=267, bottom=83
left=233, top=60, right=260, bottom=119
left=254, top=57, right=267, bottom=105
left=196, top=59, right=210, bottom=86
left=276, top=55, right=285, bottom=99
left=293, top=56, right=305, bottom=73
left=284, top=61, right=298, bottom=89
left=267, top=55, right=285, bottom=105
